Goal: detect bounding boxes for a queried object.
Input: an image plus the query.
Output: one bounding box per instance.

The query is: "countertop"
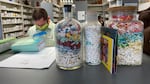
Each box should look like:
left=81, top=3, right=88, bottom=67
left=0, top=50, right=150, bottom=84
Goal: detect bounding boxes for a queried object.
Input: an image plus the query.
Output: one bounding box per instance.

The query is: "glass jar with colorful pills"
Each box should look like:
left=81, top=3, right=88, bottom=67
left=107, top=6, right=144, bottom=65
left=55, top=5, right=82, bottom=70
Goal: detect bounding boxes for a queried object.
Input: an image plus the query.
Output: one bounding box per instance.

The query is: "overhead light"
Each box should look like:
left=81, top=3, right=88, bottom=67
left=107, top=0, right=113, bottom=2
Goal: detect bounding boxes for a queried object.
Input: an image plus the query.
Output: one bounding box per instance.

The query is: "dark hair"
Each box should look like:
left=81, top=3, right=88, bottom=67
left=139, top=7, right=150, bottom=28
left=98, top=15, right=102, bottom=19
left=32, top=8, right=48, bottom=21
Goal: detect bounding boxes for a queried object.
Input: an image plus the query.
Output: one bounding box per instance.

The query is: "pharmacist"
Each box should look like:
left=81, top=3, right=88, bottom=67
left=98, top=15, right=104, bottom=26
left=27, top=8, right=55, bottom=47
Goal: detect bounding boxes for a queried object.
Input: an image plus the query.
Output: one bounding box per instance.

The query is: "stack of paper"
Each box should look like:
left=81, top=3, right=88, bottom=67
left=0, top=47, right=56, bottom=69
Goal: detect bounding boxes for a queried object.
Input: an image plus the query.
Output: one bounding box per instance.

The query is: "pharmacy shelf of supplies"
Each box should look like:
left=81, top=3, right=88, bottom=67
left=53, top=8, right=60, bottom=13
left=23, top=18, right=32, bottom=20
left=1, top=16, right=22, bottom=18
left=22, top=5, right=34, bottom=37
left=1, top=9, right=21, bottom=13
left=23, top=5, right=34, bottom=9
left=0, top=0, right=21, bottom=6
left=24, top=24, right=33, bottom=26
left=53, top=14, right=60, bottom=18
left=96, top=10, right=103, bottom=12
left=88, top=4, right=103, bottom=7
left=0, top=0, right=34, bottom=39
left=24, top=29, right=29, bottom=32
left=52, top=3, right=62, bottom=24
left=138, top=2, right=150, bottom=11
left=87, top=1, right=111, bottom=22
left=3, top=29, right=23, bottom=33
left=53, top=3, right=60, bottom=8
left=88, top=2, right=108, bottom=7
left=4, top=33, right=24, bottom=38
left=16, top=34, right=24, bottom=38
left=23, top=12, right=33, bottom=14
left=53, top=19, right=58, bottom=23
left=3, top=23, right=22, bottom=25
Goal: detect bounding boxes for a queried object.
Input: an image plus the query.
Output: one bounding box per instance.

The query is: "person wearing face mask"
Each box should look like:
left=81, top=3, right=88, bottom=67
left=27, top=8, right=55, bottom=47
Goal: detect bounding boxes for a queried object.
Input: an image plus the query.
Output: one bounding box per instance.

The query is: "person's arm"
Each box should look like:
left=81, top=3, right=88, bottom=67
left=48, top=20, right=56, bottom=40
left=51, top=22, right=56, bottom=40
left=27, top=25, right=36, bottom=37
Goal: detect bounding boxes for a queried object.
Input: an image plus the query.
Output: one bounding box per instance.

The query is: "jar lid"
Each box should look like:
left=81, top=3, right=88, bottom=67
left=64, top=5, right=72, bottom=12
left=107, top=6, right=137, bottom=12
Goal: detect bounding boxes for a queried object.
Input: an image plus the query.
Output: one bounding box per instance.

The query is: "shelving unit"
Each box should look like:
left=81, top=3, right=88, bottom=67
left=52, top=3, right=63, bottom=23
left=22, top=5, right=34, bottom=35
left=87, top=2, right=110, bottom=21
left=87, top=0, right=139, bottom=21
left=40, top=1, right=63, bottom=24
left=0, top=0, right=34, bottom=39
left=138, top=1, right=150, bottom=11
left=0, top=0, right=23, bottom=39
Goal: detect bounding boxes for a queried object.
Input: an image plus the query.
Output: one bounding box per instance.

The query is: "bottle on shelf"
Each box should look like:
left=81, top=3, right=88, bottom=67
left=55, top=4, right=82, bottom=70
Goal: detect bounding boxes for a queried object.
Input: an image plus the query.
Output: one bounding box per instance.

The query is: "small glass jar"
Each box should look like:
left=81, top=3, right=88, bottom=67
left=84, top=11, right=101, bottom=65
left=107, top=6, right=144, bottom=65
left=55, top=5, right=82, bottom=70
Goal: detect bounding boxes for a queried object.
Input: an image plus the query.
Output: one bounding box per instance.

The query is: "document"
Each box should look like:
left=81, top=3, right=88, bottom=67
left=0, top=47, right=56, bottom=69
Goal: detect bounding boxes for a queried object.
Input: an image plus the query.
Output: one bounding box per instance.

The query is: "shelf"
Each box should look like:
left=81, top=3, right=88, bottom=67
left=103, top=10, right=108, bottom=12
left=87, top=1, right=112, bottom=22
left=3, top=29, right=23, bottom=33
left=23, top=18, right=32, bottom=20
left=3, top=23, right=22, bottom=25
left=17, top=34, right=24, bottom=37
left=0, top=0, right=34, bottom=39
left=53, top=3, right=60, bottom=8
left=102, top=2, right=109, bottom=6
left=24, top=28, right=29, bottom=31
left=23, top=12, right=32, bottom=14
left=96, top=10, right=103, bottom=12
left=53, top=13, right=59, bottom=18
left=53, top=8, right=60, bottom=13
left=2, top=16, right=22, bottom=18
left=23, top=5, right=33, bottom=9
left=138, top=2, right=150, bottom=11
left=0, top=0, right=21, bottom=6
left=1, top=9, right=21, bottom=12
left=53, top=19, right=58, bottom=22
left=88, top=2, right=110, bottom=7
left=24, top=24, right=33, bottom=26
left=88, top=4, right=103, bottom=7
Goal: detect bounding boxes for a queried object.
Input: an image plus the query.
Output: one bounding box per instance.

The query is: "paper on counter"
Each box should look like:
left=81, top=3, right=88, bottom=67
left=0, top=47, right=56, bottom=69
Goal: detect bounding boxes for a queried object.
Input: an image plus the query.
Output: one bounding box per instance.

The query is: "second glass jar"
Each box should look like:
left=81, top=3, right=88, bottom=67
left=84, top=11, right=101, bottom=65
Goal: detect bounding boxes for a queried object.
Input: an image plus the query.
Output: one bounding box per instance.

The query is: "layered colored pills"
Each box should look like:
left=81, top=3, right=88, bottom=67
left=108, top=15, right=143, bottom=65
left=55, top=19, right=82, bottom=69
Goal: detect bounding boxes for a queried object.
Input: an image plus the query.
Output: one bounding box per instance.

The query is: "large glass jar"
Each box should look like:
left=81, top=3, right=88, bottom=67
left=84, top=11, right=101, bottom=65
left=107, top=6, right=143, bottom=65
left=55, top=5, right=82, bottom=70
